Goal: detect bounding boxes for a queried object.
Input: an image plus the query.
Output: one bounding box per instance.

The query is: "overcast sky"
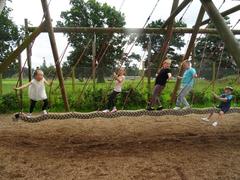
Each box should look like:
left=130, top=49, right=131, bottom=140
left=7, top=0, right=240, bottom=68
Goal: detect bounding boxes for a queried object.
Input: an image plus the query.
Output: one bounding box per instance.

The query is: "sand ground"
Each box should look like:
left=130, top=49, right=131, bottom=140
left=0, top=113, right=240, bottom=180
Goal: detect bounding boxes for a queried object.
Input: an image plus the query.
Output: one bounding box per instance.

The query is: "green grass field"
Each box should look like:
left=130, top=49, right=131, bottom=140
left=0, top=76, right=239, bottom=113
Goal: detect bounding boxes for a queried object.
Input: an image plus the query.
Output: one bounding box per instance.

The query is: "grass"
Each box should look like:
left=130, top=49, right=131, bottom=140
left=1, top=76, right=239, bottom=113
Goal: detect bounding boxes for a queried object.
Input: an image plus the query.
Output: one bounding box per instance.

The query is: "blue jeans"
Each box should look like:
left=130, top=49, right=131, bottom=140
left=176, top=85, right=192, bottom=107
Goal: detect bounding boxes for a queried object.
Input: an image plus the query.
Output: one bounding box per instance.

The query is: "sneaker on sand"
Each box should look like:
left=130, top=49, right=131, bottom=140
left=156, top=106, right=163, bottom=111
left=201, top=117, right=209, bottom=122
left=102, top=109, right=110, bottom=113
left=173, top=107, right=181, bottom=110
left=111, top=107, right=117, bottom=113
left=212, top=121, right=218, bottom=127
left=146, top=106, right=155, bottom=111
left=27, top=114, right=32, bottom=118
left=43, top=110, right=48, bottom=115
left=182, top=106, right=190, bottom=110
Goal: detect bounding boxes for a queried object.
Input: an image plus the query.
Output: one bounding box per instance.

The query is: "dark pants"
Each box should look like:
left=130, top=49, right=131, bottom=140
left=30, top=99, right=48, bottom=113
left=107, top=91, right=120, bottom=110
left=149, top=84, right=165, bottom=107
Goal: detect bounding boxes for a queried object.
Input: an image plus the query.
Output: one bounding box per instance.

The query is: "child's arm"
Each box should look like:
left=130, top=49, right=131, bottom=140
left=212, top=93, right=228, bottom=102
left=15, top=82, right=32, bottom=90
left=168, top=73, right=172, bottom=80
left=193, top=73, right=198, bottom=78
left=44, top=79, right=52, bottom=86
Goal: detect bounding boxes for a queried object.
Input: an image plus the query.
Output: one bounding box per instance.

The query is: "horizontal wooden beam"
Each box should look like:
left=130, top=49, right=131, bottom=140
left=28, top=26, right=240, bottom=35
left=0, top=21, right=46, bottom=73
left=200, top=4, right=240, bottom=26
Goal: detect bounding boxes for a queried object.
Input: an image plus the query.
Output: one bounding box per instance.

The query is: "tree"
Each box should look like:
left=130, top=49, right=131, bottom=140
left=57, top=0, right=126, bottom=82
left=195, top=17, right=237, bottom=80
left=136, top=19, right=187, bottom=74
left=0, top=3, right=19, bottom=77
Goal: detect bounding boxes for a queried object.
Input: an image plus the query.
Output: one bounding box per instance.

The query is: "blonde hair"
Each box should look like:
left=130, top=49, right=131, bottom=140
left=118, top=67, right=126, bottom=76
left=33, top=69, right=44, bottom=78
left=181, top=59, right=190, bottom=66
left=163, top=59, right=172, bottom=65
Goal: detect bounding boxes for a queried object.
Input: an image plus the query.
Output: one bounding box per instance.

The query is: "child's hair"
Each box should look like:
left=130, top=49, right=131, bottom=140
left=181, top=59, right=191, bottom=67
left=163, top=59, right=172, bottom=65
left=117, top=67, right=126, bottom=76
left=224, top=86, right=233, bottom=92
left=33, top=69, right=44, bottom=78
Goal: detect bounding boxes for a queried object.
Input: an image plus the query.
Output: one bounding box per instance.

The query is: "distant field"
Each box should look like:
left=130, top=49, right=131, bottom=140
left=1, top=77, right=239, bottom=112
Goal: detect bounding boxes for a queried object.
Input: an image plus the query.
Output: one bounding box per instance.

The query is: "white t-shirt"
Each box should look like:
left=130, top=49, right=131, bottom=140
left=28, top=78, right=47, bottom=101
left=114, top=75, right=125, bottom=92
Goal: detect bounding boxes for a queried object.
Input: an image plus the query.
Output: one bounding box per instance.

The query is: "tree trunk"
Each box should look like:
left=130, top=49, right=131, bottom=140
left=97, top=68, right=105, bottom=83
left=0, top=74, right=2, bottom=95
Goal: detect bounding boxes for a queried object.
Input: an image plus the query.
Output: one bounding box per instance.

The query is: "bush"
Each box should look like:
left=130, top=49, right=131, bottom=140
left=0, top=93, right=19, bottom=113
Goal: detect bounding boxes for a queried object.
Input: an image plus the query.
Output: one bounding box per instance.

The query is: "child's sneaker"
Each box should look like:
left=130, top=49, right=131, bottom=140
left=102, top=109, right=110, bottom=113
left=27, top=113, right=32, bottom=118
left=156, top=106, right=163, bottom=111
left=212, top=121, right=218, bottom=127
left=173, top=107, right=181, bottom=110
left=146, top=106, right=155, bottom=111
left=183, top=106, right=190, bottom=110
left=43, top=110, right=48, bottom=115
left=201, top=117, right=209, bottom=122
left=111, top=107, right=117, bottom=113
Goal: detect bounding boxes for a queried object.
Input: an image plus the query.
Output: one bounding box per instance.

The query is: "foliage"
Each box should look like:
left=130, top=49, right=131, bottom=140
left=194, top=17, right=237, bottom=80
left=57, top=0, right=126, bottom=82
left=136, top=19, right=187, bottom=73
left=0, top=93, right=19, bottom=113
left=0, top=4, right=19, bottom=77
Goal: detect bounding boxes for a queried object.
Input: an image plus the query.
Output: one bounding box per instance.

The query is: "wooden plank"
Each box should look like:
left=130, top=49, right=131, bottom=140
left=41, top=0, right=70, bottom=111
left=0, top=21, right=45, bottom=73
left=28, top=26, right=240, bottom=35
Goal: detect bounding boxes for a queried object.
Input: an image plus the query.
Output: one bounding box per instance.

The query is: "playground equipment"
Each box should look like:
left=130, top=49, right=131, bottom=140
left=1, top=0, right=240, bottom=113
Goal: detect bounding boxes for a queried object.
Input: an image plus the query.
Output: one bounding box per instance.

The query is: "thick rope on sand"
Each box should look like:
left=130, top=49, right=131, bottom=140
left=13, top=108, right=240, bottom=123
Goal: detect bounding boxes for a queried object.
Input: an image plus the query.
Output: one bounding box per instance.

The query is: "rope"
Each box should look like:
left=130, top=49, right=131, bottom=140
left=179, top=0, right=193, bottom=21
left=97, top=0, right=162, bottom=110
left=14, top=107, right=240, bottom=123
left=118, top=0, right=126, bottom=11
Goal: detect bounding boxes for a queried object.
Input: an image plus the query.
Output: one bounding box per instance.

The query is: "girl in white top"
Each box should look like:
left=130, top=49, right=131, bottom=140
left=103, top=68, right=125, bottom=113
left=15, top=69, right=51, bottom=116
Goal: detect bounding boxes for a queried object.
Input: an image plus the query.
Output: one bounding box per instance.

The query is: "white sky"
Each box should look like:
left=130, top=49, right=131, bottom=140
left=7, top=0, right=240, bottom=68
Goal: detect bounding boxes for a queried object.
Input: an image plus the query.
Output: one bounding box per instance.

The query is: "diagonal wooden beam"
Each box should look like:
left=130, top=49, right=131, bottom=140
left=156, top=0, right=179, bottom=66
left=0, top=21, right=45, bottom=73
left=171, top=5, right=205, bottom=105
left=200, top=4, right=240, bottom=26
left=200, top=0, right=240, bottom=68
left=162, top=0, right=192, bottom=28
left=41, top=0, right=70, bottom=112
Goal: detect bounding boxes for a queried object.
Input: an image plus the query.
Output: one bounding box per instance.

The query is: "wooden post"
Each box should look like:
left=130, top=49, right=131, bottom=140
left=162, top=0, right=192, bottom=28
left=157, top=0, right=179, bottom=67
left=171, top=6, right=205, bottom=105
left=200, top=0, right=240, bottom=68
left=200, top=5, right=240, bottom=26
left=0, top=21, right=45, bottom=73
left=41, top=0, right=70, bottom=111
left=17, top=42, right=23, bottom=111
left=24, top=19, right=32, bottom=81
left=71, top=67, right=76, bottom=93
left=92, top=33, right=96, bottom=90
left=147, top=36, right=152, bottom=99
left=0, top=74, right=2, bottom=95
left=212, top=61, right=216, bottom=92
